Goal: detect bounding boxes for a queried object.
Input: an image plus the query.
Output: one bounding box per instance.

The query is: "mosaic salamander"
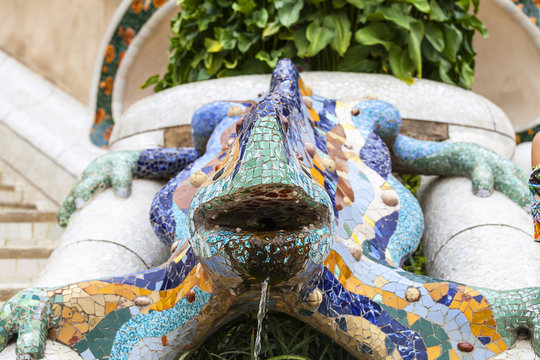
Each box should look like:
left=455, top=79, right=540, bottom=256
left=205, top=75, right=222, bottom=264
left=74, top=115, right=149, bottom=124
left=1, top=59, right=537, bottom=360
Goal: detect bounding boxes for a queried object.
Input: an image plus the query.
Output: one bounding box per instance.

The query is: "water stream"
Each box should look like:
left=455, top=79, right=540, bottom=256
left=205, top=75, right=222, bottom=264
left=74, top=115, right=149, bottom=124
left=254, top=277, right=269, bottom=360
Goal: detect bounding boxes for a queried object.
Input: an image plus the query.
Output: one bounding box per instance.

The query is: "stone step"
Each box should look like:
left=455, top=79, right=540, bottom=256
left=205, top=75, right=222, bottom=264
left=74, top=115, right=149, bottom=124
left=0, top=209, right=57, bottom=223
left=0, top=256, right=52, bottom=301
left=0, top=183, right=23, bottom=203
left=0, top=209, right=62, bottom=299
left=0, top=219, right=62, bottom=244
left=0, top=243, right=56, bottom=259
left=0, top=201, right=37, bottom=211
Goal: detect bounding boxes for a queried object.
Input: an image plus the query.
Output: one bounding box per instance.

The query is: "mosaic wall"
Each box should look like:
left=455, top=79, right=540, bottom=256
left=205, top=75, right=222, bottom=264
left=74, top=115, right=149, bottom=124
left=1, top=59, right=538, bottom=360
left=512, top=0, right=540, bottom=28
left=91, top=0, right=169, bottom=148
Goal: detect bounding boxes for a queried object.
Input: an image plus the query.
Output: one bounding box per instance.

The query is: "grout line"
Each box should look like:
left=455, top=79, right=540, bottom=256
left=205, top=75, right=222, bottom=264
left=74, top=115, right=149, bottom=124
left=61, top=239, right=150, bottom=269
left=430, top=223, right=532, bottom=264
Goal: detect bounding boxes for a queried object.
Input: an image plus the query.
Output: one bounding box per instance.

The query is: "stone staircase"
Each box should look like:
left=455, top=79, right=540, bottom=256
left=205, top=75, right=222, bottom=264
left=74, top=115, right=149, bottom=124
left=0, top=167, right=63, bottom=303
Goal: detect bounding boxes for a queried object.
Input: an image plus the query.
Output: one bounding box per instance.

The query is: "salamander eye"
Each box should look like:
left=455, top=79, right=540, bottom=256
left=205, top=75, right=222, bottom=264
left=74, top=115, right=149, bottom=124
left=213, top=167, right=224, bottom=181
left=282, top=118, right=289, bottom=132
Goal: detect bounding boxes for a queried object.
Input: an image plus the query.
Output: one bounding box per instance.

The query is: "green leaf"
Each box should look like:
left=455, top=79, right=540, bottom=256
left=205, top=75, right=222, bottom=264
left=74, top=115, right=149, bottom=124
left=214, top=27, right=237, bottom=50
left=252, top=9, right=268, bottom=28
left=421, top=40, right=438, bottom=62
left=305, top=19, right=335, bottom=57
left=204, top=52, right=225, bottom=75
left=232, top=0, right=256, bottom=16
left=178, top=350, right=194, bottom=360
left=437, top=57, right=455, bottom=85
left=197, top=67, right=211, bottom=81
left=373, top=3, right=412, bottom=30
left=171, top=17, right=182, bottom=34
left=455, top=12, right=488, bottom=37
left=282, top=42, right=297, bottom=58
left=402, top=0, right=430, bottom=13
left=204, top=38, right=224, bottom=52
left=275, top=0, right=304, bottom=27
left=346, top=0, right=384, bottom=10
left=429, top=0, right=448, bottom=21
left=388, top=46, right=414, bottom=83
left=189, top=52, right=205, bottom=68
left=237, top=32, right=258, bottom=53
left=263, top=20, right=281, bottom=38
left=178, top=0, right=203, bottom=17
left=358, top=3, right=412, bottom=30
left=408, top=21, right=424, bottom=77
left=196, top=2, right=221, bottom=31
left=177, top=30, right=198, bottom=51
left=332, top=0, right=347, bottom=8
left=278, top=29, right=295, bottom=40
left=472, top=0, right=480, bottom=13
left=294, top=28, right=309, bottom=57
left=323, top=13, right=352, bottom=56
left=140, top=74, right=160, bottom=89
left=424, top=22, right=444, bottom=52
left=456, top=0, right=470, bottom=11
left=224, top=57, right=239, bottom=69
left=459, top=61, right=474, bottom=89
left=218, top=60, right=269, bottom=77
left=462, top=34, right=475, bottom=56
left=306, top=0, right=325, bottom=6
left=442, top=23, right=462, bottom=62
left=354, top=22, right=395, bottom=51
left=337, top=45, right=378, bottom=72
left=255, top=49, right=283, bottom=68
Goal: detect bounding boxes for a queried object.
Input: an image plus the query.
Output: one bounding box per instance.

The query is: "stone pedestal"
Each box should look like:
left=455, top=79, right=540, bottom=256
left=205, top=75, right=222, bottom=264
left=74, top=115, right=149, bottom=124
left=418, top=176, right=538, bottom=290
left=34, top=179, right=169, bottom=287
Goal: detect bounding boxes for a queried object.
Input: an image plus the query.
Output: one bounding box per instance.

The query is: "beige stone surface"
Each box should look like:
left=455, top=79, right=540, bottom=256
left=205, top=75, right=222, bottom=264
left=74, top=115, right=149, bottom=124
left=121, top=7, right=176, bottom=111
left=0, top=0, right=122, bottom=104
left=111, top=72, right=516, bottom=158
left=473, top=0, right=540, bottom=130
left=418, top=176, right=538, bottom=290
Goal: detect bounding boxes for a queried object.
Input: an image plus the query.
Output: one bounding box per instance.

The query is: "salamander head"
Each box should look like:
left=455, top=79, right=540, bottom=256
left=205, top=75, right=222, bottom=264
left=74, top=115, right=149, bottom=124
left=188, top=59, right=335, bottom=287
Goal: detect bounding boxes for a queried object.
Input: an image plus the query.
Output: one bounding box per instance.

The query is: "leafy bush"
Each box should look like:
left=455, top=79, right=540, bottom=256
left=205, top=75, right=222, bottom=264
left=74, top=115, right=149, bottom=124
left=143, top=0, right=487, bottom=92
left=185, top=311, right=354, bottom=359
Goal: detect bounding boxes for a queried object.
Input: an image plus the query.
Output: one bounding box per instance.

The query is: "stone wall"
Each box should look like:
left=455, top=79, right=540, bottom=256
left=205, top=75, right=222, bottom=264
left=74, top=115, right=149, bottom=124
left=0, top=0, right=122, bottom=105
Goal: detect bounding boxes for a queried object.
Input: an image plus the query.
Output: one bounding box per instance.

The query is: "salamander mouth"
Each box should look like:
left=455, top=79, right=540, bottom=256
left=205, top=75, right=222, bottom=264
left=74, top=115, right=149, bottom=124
left=192, top=184, right=332, bottom=283
left=203, top=186, right=328, bottom=232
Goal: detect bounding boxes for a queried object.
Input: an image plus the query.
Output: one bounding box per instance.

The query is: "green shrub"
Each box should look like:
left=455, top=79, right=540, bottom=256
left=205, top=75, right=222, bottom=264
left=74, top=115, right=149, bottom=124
left=185, top=312, right=354, bottom=359
left=144, top=0, right=487, bottom=92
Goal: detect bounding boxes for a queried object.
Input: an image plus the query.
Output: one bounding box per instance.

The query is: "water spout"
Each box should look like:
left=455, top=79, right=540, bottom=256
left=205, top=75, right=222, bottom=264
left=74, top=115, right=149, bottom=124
left=254, top=277, right=269, bottom=360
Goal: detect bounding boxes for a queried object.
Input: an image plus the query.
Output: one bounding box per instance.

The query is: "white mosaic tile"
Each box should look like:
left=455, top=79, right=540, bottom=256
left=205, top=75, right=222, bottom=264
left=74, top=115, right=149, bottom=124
left=34, top=240, right=149, bottom=287
left=0, top=340, right=82, bottom=360
left=419, top=177, right=537, bottom=290
left=111, top=73, right=514, bottom=151
left=57, top=180, right=169, bottom=268
left=110, top=129, right=165, bottom=151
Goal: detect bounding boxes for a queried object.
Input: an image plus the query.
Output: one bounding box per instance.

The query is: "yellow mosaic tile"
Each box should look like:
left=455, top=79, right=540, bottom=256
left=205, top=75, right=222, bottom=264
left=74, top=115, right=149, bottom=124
left=427, top=345, right=441, bottom=359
